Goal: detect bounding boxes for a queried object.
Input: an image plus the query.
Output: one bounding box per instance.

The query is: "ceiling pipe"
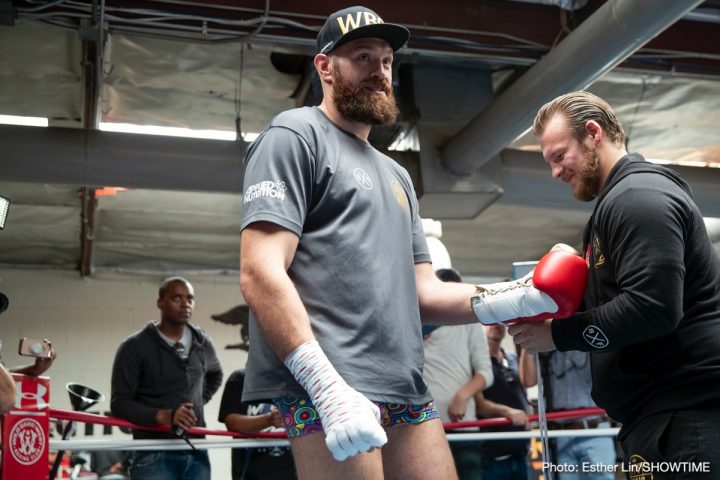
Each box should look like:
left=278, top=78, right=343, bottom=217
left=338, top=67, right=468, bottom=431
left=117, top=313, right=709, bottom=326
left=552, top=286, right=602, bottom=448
left=442, top=0, right=704, bottom=175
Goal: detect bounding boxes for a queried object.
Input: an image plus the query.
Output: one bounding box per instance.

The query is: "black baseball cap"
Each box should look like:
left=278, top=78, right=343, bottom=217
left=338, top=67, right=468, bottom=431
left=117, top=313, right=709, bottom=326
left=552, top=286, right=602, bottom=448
left=317, top=6, right=410, bottom=55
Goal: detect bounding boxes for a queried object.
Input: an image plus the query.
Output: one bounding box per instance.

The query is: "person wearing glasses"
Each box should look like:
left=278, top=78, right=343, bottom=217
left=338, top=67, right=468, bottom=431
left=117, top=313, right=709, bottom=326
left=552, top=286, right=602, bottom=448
left=474, top=323, right=531, bottom=480
left=111, top=276, right=223, bottom=480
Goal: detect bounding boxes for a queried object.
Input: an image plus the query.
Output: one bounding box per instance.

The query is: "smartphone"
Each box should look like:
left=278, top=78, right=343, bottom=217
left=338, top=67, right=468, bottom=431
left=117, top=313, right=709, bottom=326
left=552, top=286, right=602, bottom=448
left=18, top=338, right=52, bottom=358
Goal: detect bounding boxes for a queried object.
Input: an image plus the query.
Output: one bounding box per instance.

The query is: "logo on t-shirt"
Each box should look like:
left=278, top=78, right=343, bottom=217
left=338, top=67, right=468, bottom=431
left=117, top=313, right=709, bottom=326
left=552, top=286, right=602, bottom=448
left=390, top=178, right=409, bottom=210
left=353, top=168, right=373, bottom=190
left=244, top=180, right=288, bottom=203
left=582, top=325, right=609, bottom=349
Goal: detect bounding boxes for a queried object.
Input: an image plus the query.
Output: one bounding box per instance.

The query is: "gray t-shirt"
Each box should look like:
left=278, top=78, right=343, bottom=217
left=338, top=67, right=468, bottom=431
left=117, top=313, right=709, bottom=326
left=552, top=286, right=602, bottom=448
left=241, top=107, right=432, bottom=404
left=423, top=324, right=494, bottom=423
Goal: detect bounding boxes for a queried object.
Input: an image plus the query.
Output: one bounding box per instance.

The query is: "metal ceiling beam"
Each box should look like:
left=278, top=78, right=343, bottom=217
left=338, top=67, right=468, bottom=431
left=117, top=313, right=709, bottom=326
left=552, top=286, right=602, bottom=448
left=0, top=125, right=247, bottom=193
left=0, top=125, right=422, bottom=194
left=442, top=0, right=705, bottom=175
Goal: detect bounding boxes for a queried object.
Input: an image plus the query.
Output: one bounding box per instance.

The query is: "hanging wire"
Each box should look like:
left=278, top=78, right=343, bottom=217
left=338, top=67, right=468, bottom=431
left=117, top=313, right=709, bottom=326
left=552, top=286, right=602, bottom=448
left=236, top=0, right=269, bottom=43
left=19, top=0, right=69, bottom=13
left=550, top=9, right=572, bottom=49
left=235, top=44, right=244, bottom=139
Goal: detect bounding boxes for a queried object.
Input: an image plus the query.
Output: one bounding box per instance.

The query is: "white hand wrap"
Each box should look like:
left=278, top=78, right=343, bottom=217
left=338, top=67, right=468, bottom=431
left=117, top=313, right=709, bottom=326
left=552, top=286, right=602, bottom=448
left=471, top=272, right=558, bottom=325
left=284, top=340, right=387, bottom=461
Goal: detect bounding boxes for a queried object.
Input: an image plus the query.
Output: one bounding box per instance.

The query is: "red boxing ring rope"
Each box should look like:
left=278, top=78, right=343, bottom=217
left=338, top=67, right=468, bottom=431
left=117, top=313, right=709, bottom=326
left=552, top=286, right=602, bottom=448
left=48, top=406, right=607, bottom=439
left=443, top=407, right=606, bottom=430
left=3, top=372, right=613, bottom=480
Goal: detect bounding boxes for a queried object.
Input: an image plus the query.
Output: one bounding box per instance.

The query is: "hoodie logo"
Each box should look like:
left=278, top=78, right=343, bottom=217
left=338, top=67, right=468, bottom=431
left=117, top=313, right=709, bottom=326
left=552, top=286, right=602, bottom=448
left=627, top=454, right=654, bottom=480
left=583, top=325, right=608, bottom=349
left=592, top=234, right=606, bottom=268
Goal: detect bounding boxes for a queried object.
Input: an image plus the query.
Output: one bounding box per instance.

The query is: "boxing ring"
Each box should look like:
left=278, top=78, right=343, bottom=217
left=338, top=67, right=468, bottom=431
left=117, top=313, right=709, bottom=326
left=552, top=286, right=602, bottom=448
left=50, top=406, right=617, bottom=447
left=2, top=373, right=618, bottom=479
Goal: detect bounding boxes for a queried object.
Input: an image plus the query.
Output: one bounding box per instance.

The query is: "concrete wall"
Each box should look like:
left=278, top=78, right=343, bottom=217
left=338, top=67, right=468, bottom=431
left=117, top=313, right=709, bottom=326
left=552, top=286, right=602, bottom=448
left=0, top=268, right=247, bottom=479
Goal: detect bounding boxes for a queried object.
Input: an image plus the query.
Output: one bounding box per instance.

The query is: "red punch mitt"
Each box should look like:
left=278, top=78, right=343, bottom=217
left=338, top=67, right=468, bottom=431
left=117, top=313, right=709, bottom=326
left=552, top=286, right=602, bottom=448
left=521, top=247, right=588, bottom=322
left=471, top=245, right=588, bottom=325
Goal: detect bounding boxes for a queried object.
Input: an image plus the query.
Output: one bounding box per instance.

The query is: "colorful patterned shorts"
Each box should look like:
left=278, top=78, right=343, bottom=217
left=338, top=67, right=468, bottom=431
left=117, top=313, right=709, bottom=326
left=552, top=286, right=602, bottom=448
left=273, top=397, right=439, bottom=438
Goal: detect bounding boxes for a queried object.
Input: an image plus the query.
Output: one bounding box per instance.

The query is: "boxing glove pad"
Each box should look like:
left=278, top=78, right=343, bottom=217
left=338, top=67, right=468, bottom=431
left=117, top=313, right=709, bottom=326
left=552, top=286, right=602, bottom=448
left=519, top=248, right=588, bottom=322
left=471, top=248, right=588, bottom=325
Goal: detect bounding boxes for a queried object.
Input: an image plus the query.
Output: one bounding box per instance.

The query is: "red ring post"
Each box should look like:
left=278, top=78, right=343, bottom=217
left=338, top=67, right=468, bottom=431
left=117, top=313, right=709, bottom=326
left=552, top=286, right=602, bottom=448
left=1, top=374, right=51, bottom=480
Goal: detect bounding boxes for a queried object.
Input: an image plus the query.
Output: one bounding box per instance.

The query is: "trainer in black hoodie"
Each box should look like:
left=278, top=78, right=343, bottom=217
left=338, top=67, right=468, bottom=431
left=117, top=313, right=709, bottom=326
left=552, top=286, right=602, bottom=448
left=552, top=153, right=720, bottom=436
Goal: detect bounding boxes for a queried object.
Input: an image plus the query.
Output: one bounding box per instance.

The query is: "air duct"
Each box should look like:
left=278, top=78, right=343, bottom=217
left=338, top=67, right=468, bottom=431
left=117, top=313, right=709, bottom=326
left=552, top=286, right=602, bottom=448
left=442, top=0, right=704, bottom=175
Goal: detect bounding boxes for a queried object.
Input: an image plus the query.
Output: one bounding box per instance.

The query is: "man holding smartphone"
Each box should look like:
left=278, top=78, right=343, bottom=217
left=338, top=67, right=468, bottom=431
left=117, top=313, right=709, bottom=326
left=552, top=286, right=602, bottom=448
left=110, top=276, right=223, bottom=480
left=0, top=338, right=57, bottom=414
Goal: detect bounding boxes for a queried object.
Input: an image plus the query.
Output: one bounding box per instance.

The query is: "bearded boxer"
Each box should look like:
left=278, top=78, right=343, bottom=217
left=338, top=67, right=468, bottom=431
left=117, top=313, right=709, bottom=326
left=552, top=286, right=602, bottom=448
left=510, top=91, right=720, bottom=478
left=239, top=6, right=585, bottom=480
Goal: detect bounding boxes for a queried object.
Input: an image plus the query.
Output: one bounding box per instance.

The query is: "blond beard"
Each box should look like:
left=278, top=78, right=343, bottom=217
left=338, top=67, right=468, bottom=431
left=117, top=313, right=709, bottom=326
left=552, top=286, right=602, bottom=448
left=331, top=66, right=399, bottom=126
left=572, top=143, right=602, bottom=201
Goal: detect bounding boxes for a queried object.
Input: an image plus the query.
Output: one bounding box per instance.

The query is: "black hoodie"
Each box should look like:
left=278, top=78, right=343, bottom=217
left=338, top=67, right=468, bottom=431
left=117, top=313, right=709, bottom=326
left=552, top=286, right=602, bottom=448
left=111, top=321, right=223, bottom=439
left=552, top=153, right=720, bottom=435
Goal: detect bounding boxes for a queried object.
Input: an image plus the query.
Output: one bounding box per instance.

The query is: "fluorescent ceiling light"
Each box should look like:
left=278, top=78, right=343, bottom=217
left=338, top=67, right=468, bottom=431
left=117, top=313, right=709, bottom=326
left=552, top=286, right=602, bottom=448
left=0, top=196, right=10, bottom=229
left=99, top=122, right=237, bottom=141
left=0, top=115, right=48, bottom=127
left=511, top=148, right=720, bottom=169
left=705, top=217, right=720, bottom=242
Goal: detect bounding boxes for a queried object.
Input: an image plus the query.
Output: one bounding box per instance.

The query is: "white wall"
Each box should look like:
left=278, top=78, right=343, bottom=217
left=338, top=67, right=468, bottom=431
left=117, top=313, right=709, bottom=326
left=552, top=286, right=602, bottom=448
left=0, top=268, right=248, bottom=479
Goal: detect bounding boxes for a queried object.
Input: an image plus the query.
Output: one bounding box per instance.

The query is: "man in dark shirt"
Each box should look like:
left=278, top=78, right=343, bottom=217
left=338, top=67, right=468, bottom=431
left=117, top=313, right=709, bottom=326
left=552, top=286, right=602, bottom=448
left=111, top=276, right=223, bottom=480
left=510, top=91, right=720, bottom=477
left=219, top=369, right=296, bottom=480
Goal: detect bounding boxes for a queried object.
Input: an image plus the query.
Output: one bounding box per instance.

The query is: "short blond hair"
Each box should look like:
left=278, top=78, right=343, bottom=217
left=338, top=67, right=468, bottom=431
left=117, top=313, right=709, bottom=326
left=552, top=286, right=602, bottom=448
left=533, top=91, right=625, bottom=147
